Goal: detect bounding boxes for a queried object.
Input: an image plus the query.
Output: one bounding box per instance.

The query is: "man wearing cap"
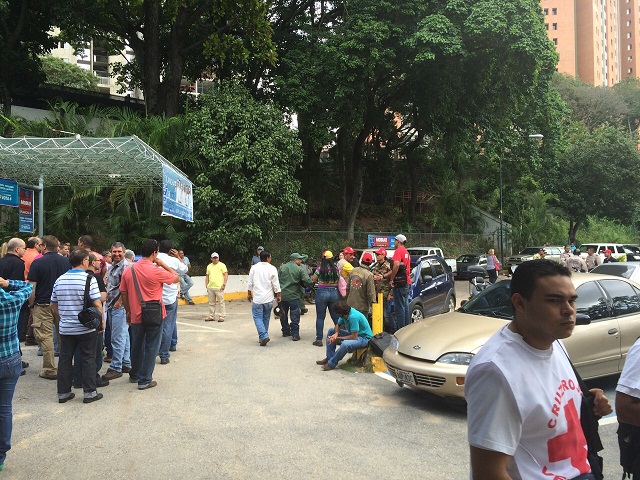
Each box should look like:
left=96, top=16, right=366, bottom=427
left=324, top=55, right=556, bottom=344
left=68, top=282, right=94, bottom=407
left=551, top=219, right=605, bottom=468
left=345, top=255, right=376, bottom=318
left=247, top=250, right=281, bottom=346
left=340, top=246, right=359, bottom=279
left=205, top=252, right=228, bottom=322
left=603, top=249, right=615, bottom=263
left=251, top=246, right=264, bottom=266
left=387, top=234, right=411, bottom=329
left=371, top=248, right=395, bottom=333
left=278, top=253, right=313, bottom=341
left=532, top=248, right=546, bottom=260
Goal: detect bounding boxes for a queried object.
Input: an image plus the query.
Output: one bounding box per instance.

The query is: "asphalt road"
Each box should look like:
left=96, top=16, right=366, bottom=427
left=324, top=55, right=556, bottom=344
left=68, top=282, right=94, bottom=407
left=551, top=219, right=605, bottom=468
left=8, top=289, right=626, bottom=479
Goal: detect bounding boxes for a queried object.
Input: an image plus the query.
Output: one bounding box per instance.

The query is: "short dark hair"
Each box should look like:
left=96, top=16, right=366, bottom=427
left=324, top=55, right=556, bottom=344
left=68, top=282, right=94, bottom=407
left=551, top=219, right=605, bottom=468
left=332, top=299, right=350, bottom=316
left=42, top=235, right=60, bottom=251
left=139, top=239, right=159, bottom=257
left=511, top=259, right=571, bottom=301
left=159, top=240, right=172, bottom=253
left=259, top=250, right=270, bottom=261
left=70, top=248, right=89, bottom=267
left=79, top=235, right=93, bottom=247
left=111, top=241, right=126, bottom=251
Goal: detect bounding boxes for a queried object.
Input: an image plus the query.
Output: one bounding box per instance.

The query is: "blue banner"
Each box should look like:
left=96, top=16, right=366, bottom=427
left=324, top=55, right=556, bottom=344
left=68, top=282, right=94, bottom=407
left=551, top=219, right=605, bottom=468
left=161, top=165, right=194, bottom=222
left=18, top=188, right=34, bottom=233
left=0, top=178, right=18, bottom=207
left=367, top=235, right=396, bottom=248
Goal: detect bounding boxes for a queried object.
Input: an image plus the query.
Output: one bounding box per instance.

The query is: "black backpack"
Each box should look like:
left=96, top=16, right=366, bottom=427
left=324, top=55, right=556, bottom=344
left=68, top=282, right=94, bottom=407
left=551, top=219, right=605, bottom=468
left=619, top=422, right=640, bottom=479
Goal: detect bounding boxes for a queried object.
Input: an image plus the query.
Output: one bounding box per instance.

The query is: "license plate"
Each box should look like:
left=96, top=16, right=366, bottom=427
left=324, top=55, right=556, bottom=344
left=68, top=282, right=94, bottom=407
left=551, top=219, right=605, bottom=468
left=395, top=369, right=416, bottom=386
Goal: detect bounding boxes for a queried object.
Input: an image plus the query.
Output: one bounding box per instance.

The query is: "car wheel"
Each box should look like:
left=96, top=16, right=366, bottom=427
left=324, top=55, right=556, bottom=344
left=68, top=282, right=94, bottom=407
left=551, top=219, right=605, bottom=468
left=410, top=303, right=424, bottom=323
left=446, top=296, right=456, bottom=313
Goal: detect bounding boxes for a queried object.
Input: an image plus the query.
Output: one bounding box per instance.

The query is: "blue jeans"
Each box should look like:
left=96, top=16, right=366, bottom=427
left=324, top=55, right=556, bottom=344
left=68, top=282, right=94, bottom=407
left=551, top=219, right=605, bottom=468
left=393, top=284, right=411, bottom=329
left=251, top=302, right=273, bottom=342
left=159, top=300, right=178, bottom=360
left=325, top=328, right=369, bottom=368
left=179, top=275, right=194, bottom=301
left=171, top=322, right=178, bottom=350
left=315, top=287, right=340, bottom=341
left=383, top=297, right=396, bottom=333
left=129, top=323, right=162, bottom=385
left=279, top=300, right=300, bottom=336
left=0, top=353, right=22, bottom=465
left=108, top=306, right=131, bottom=371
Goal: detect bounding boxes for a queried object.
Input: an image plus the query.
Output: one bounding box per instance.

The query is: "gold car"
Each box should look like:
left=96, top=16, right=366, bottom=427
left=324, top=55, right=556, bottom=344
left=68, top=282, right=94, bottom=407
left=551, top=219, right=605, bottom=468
left=383, top=273, right=640, bottom=401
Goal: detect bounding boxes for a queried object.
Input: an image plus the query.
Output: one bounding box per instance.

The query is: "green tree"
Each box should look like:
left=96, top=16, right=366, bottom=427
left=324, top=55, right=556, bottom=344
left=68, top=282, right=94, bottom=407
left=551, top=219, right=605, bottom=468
left=40, top=55, right=99, bottom=91
left=57, top=0, right=275, bottom=117
left=548, top=124, right=640, bottom=242
left=187, top=81, right=305, bottom=264
left=0, top=0, right=57, bottom=114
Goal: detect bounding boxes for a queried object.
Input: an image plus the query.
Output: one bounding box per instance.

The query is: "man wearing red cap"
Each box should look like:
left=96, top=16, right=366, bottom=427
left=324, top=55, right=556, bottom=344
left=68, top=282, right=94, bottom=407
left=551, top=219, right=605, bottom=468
left=345, top=255, right=376, bottom=317
left=340, top=246, right=358, bottom=279
left=603, top=249, right=615, bottom=263
left=371, top=248, right=394, bottom=332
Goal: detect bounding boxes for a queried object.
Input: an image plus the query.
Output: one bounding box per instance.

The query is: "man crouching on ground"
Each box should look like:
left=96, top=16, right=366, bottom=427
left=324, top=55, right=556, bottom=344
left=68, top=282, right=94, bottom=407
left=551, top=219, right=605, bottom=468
left=316, top=300, right=372, bottom=371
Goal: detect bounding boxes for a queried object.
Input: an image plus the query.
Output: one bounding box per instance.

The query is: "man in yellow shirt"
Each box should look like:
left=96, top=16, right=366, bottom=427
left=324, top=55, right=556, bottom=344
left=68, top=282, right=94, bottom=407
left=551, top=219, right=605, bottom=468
left=205, top=252, right=228, bottom=322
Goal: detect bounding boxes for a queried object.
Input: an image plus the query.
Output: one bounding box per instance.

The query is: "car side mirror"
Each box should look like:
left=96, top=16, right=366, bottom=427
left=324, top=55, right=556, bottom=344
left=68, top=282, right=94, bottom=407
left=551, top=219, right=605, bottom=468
left=575, top=313, right=591, bottom=325
left=421, top=274, right=433, bottom=283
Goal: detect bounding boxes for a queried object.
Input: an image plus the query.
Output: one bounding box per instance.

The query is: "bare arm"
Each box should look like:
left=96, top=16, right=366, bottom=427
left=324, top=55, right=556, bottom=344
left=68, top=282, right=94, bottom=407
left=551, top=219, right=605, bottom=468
left=221, top=272, right=229, bottom=290
left=470, top=446, right=512, bottom=480
left=154, top=257, right=179, bottom=284
left=616, top=391, right=640, bottom=427
left=50, top=302, right=58, bottom=317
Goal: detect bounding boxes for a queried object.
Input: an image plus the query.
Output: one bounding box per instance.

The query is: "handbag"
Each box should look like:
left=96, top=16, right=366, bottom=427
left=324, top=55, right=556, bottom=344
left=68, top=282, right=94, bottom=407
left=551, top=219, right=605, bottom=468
left=130, top=265, right=164, bottom=328
left=493, top=256, right=500, bottom=271
left=77, top=273, right=102, bottom=330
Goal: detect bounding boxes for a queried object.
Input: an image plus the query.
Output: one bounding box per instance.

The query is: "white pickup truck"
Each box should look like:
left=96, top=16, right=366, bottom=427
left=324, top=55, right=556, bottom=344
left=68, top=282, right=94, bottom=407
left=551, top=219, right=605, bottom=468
left=407, top=247, right=457, bottom=274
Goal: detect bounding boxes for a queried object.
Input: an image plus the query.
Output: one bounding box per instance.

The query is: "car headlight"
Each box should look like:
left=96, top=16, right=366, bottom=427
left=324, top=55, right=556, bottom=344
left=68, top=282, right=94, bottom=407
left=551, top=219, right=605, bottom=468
left=437, top=353, right=474, bottom=365
left=389, top=335, right=399, bottom=352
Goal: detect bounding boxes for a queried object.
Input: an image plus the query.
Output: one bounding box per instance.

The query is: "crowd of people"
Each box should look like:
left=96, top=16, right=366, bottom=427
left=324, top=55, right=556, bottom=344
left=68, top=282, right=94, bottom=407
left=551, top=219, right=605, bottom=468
left=0, top=234, right=190, bottom=470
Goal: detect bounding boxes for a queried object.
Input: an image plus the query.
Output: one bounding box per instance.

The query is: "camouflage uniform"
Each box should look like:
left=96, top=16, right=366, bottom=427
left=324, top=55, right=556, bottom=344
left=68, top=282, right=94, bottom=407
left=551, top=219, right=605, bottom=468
left=371, top=259, right=395, bottom=333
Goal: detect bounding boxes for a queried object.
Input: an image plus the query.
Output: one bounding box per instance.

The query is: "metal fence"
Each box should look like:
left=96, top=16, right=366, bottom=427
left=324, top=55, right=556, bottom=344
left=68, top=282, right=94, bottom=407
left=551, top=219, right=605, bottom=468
left=267, top=231, right=504, bottom=265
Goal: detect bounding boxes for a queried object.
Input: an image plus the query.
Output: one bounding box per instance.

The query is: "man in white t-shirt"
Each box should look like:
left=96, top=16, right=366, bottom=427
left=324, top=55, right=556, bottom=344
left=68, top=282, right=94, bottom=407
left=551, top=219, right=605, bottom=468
left=247, top=250, right=281, bottom=346
left=616, top=337, right=640, bottom=478
left=465, top=259, right=612, bottom=480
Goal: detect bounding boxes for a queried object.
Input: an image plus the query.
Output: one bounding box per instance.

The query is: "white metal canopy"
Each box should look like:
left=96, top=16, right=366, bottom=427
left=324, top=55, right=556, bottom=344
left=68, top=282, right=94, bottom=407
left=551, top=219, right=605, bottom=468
left=0, top=135, right=188, bottom=187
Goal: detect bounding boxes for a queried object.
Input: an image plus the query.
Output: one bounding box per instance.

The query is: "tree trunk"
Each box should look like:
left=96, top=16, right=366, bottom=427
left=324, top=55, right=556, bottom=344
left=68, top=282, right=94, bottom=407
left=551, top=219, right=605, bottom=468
left=141, top=0, right=162, bottom=116
left=568, top=219, right=581, bottom=244
left=297, top=112, right=321, bottom=228
left=343, top=126, right=369, bottom=241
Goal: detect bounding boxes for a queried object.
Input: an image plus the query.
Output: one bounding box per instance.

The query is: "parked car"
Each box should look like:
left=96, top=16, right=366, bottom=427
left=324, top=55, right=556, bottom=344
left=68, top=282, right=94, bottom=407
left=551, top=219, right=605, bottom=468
left=383, top=273, right=640, bottom=401
left=455, top=254, right=488, bottom=279
left=505, top=246, right=563, bottom=272
left=591, top=262, right=640, bottom=283
left=579, top=243, right=627, bottom=261
left=623, top=245, right=640, bottom=262
left=406, top=255, right=456, bottom=322
left=407, top=247, right=457, bottom=273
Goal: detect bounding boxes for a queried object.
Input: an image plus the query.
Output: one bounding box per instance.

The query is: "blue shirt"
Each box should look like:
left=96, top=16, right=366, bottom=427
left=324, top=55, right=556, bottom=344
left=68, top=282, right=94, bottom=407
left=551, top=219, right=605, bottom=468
left=337, top=307, right=373, bottom=341
left=0, top=280, right=33, bottom=358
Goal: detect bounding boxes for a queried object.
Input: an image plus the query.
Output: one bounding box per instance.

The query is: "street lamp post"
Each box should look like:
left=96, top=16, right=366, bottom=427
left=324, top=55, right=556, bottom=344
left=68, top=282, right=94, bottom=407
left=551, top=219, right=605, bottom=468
left=498, top=134, right=544, bottom=272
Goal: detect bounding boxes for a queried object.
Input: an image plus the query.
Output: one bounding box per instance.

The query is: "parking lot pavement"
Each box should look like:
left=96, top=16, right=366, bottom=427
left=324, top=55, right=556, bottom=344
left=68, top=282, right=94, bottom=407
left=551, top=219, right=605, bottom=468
left=10, top=300, right=471, bottom=479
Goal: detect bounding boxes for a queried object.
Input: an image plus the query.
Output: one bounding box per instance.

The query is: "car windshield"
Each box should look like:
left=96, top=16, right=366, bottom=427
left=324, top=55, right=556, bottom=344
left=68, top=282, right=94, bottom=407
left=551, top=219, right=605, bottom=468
left=518, top=247, right=541, bottom=255
left=591, top=264, right=638, bottom=280
left=457, top=254, right=480, bottom=263
left=460, top=280, right=514, bottom=319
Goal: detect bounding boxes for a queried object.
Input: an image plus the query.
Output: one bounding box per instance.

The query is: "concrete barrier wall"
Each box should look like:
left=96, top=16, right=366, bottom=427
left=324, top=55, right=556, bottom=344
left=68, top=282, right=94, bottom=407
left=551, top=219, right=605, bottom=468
left=186, top=275, right=249, bottom=302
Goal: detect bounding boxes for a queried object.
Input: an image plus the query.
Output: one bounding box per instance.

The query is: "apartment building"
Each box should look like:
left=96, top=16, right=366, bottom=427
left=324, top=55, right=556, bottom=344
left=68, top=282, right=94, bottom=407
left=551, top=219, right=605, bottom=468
left=541, top=0, right=622, bottom=86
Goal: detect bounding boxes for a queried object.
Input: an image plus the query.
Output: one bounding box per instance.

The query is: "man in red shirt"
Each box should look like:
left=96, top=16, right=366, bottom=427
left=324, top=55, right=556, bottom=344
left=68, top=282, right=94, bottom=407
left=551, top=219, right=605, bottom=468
left=389, top=234, right=411, bottom=329
left=119, top=239, right=179, bottom=390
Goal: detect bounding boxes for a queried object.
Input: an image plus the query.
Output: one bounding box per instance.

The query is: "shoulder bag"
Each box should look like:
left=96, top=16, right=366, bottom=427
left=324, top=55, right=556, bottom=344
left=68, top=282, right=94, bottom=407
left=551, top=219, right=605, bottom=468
left=77, top=272, right=102, bottom=330
left=130, top=265, right=164, bottom=328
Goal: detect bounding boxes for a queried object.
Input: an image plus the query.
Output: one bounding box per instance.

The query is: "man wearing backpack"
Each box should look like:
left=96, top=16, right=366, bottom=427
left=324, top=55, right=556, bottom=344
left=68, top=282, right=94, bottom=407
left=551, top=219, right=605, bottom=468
left=616, top=337, right=640, bottom=478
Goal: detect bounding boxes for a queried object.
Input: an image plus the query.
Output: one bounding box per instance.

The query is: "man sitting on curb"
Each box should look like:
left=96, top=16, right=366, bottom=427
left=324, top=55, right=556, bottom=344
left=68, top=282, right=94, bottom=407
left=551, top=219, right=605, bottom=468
left=316, top=299, right=372, bottom=371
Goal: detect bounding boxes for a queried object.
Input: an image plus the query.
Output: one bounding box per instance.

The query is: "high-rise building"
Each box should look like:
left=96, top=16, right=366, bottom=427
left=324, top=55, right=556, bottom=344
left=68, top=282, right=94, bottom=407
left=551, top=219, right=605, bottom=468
left=541, top=0, right=628, bottom=86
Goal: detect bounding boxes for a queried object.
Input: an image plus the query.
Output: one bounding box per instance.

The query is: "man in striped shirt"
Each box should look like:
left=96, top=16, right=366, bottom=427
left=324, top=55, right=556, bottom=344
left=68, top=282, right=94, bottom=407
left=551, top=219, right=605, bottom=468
left=51, top=249, right=103, bottom=404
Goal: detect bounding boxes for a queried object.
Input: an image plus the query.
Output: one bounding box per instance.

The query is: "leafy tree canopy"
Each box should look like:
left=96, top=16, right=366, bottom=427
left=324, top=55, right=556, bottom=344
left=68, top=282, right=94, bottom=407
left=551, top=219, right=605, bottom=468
left=187, top=81, right=305, bottom=263
left=40, top=55, right=99, bottom=91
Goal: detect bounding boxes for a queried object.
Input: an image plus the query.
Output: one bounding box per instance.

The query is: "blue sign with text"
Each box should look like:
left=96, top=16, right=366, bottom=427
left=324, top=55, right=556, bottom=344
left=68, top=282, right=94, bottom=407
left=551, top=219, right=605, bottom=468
left=0, top=178, right=18, bottom=207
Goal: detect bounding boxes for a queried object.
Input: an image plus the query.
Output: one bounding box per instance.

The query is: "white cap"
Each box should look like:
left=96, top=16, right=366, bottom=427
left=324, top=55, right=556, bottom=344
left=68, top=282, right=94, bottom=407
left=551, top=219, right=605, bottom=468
left=211, top=252, right=219, bottom=258
left=395, top=234, right=407, bottom=243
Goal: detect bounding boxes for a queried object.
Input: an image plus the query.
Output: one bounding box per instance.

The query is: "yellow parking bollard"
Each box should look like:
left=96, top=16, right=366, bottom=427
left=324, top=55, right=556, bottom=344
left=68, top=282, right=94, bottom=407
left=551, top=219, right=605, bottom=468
left=371, top=292, right=383, bottom=335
